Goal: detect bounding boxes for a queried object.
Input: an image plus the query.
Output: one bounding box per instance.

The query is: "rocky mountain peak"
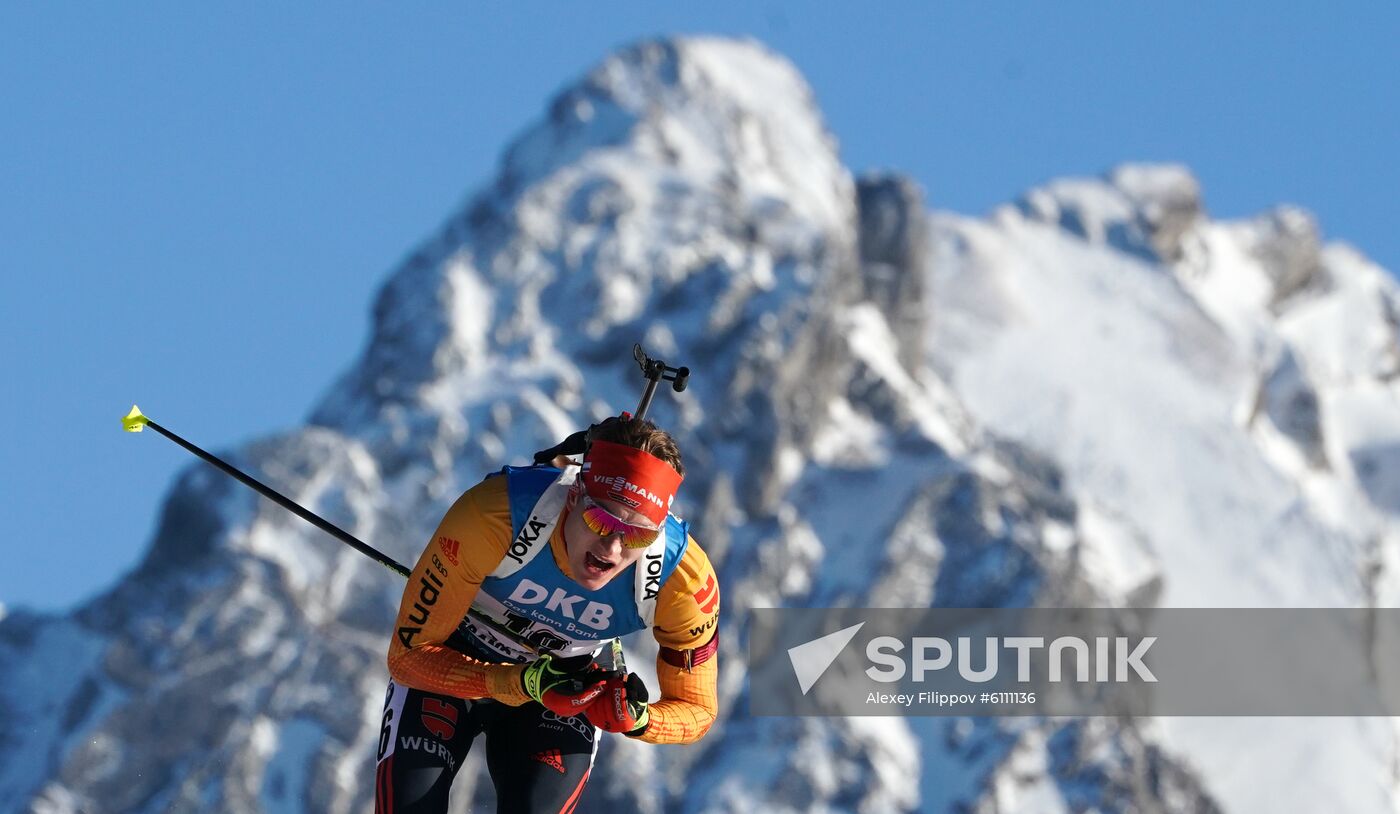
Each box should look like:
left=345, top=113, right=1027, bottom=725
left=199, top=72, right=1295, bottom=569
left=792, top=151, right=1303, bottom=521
left=1008, top=162, right=1203, bottom=263
left=312, top=38, right=855, bottom=439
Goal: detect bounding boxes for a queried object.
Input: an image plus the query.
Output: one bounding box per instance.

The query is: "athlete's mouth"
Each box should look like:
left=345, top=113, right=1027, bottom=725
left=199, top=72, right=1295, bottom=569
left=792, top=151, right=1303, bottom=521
left=585, top=551, right=616, bottom=573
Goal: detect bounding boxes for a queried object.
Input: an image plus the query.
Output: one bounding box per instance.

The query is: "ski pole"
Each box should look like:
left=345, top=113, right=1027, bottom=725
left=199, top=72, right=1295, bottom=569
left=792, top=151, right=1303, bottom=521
left=122, top=405, right=412, bottom=578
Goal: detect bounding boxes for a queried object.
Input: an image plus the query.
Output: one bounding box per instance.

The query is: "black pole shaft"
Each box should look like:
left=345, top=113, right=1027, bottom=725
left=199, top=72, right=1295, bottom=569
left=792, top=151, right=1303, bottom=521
left=144, top=418, right=412, bottom=579
left=634, top=377, right=661, bottom=421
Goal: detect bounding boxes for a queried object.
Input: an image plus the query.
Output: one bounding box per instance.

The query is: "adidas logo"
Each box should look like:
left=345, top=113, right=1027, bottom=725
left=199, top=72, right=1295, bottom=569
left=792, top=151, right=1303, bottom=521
left=438, top=536, right=461, bottom=566
left=531, top=749, right=565, bottom=774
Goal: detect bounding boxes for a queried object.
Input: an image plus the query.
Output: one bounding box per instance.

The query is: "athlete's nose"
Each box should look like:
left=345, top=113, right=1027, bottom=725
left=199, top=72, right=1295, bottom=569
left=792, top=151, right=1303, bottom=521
left=598, top=534, right=625, bottom=558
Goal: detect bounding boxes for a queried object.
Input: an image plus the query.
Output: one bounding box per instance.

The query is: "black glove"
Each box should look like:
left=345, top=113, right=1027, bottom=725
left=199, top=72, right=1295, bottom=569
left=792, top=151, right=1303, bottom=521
left=532, top=415, right=634, bottom=464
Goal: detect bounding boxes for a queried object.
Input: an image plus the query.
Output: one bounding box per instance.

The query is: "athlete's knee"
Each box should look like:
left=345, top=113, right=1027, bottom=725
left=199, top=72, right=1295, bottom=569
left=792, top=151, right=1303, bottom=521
left=493, top=759, right=593, bottom=814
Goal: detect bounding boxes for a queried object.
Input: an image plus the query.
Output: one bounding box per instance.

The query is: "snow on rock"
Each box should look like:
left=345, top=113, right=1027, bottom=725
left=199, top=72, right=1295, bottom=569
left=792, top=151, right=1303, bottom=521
left=1253, top=344, right=1328, bottom=468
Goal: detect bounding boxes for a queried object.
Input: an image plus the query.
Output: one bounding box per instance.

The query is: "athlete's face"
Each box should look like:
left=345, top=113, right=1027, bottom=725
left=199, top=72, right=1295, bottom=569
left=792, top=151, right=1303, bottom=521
left=562, top=486, right=656, bottom=591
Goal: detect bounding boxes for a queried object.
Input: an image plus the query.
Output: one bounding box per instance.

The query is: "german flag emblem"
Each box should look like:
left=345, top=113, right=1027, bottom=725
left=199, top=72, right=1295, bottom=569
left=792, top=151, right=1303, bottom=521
left=693, top=574, right=718, bottom=614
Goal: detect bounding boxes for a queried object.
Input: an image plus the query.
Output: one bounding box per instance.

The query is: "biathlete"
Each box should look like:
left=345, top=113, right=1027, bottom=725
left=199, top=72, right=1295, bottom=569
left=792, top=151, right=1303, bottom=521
left=375, top=417, right=720, bottom=813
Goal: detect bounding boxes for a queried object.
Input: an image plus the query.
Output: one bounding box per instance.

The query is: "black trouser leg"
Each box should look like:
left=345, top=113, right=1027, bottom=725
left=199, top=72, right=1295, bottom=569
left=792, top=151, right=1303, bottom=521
left=375, top=681, right=481, bottom=814
left=484, top=702, right=600, bottom=814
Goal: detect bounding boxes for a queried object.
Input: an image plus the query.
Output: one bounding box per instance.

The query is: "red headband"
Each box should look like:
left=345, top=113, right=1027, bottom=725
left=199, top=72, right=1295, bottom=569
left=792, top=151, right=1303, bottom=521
left=580, top=440, right=683, bottom=528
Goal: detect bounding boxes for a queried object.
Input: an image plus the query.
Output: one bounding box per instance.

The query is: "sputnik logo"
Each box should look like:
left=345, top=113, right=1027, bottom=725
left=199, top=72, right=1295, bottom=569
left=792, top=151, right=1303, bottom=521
left=787, top=622, right=865, bottom=695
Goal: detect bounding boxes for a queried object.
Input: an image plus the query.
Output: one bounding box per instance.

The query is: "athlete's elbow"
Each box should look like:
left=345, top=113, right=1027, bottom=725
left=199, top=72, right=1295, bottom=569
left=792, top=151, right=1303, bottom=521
left=675, top=704, right=719, bottom=745
left=689, top=710, right=719, bottom=744
left=386, top=649, right=408, bottom=683
left=386, top=643, right=423, bottom=685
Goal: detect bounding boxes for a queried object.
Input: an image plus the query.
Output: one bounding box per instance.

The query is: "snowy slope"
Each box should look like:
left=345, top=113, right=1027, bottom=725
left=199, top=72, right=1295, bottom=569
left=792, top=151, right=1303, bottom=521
left=3, top=36, right=1398, bottom=814
left=930, top=165, right=1400, bottom=813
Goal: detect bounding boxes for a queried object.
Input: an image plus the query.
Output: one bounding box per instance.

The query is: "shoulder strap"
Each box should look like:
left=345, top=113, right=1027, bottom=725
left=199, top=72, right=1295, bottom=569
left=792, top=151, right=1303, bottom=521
left=634, top=533, right=668, bottom=627
left=488, top=467, right=577, bottom=579
left=635, top=516, right=688, bottom=627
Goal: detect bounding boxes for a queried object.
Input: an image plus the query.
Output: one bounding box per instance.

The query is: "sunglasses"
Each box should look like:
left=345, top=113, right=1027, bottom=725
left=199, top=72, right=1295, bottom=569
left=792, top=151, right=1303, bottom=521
left=577, top=494, right=660, bottom=549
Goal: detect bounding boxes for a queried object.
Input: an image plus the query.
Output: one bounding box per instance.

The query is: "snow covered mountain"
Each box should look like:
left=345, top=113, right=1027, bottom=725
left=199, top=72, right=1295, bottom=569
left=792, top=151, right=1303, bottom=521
left=5, top=35, right=1400, bottom=813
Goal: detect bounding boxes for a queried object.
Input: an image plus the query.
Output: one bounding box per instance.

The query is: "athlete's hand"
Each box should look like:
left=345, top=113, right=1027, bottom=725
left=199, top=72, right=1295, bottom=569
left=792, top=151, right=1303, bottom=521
left=584, top=672, right=651, bottom=735
left=520, top=655, right=608, bottom=717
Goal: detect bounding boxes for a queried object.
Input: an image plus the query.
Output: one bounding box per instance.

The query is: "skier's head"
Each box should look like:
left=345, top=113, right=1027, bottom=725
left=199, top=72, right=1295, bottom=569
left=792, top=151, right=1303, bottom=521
left=562, top=418, right=684, bottom=590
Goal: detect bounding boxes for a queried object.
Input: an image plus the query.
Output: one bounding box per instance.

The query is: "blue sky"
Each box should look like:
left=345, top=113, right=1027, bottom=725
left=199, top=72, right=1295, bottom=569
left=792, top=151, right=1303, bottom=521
left=3, top=4, right=1397, bottom=612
